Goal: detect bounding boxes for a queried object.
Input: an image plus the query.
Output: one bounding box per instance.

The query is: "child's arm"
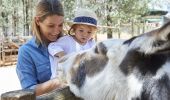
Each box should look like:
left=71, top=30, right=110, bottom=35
left=48, top=37, right=67, bottom=57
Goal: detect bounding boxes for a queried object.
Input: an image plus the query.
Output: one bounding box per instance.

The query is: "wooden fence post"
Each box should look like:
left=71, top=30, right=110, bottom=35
left=1, top=87, right=82, bottom=100
left=37, top=86, right=82, bottom=100
left=1, top=89, right=35, bottom=100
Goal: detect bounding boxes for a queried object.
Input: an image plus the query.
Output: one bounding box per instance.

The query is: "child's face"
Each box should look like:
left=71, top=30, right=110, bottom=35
left=74, top=24, right=96, bottom=45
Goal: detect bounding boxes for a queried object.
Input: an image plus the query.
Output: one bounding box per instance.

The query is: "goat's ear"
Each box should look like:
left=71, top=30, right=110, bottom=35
left=58, top=56, right=68, bottom=63
left=58, top=54, right=70, bottom=63
left=58, top=52, right=78, bottom=63
left=94, top=42, right=107, bottom=55
left=157, top=21, right=170, bottom=41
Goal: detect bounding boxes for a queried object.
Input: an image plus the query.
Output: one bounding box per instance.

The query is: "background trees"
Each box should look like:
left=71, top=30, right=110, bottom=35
left=0, top=0, right=38, bottom=37
left=0, top=0, right=169, bottom=39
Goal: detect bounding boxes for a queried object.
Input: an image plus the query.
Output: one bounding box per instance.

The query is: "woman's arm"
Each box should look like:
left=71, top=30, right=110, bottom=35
left=16, top=45, right=38, bottom=89
left=35, top=78, right=63, bottom=96
left=16, top=44, right=64, bottom=96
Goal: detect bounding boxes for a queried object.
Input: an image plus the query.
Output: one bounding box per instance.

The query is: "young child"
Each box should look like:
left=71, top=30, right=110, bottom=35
left=48, top=8, right=98, bottom=79
left=49, top=9, right=98, bottom=57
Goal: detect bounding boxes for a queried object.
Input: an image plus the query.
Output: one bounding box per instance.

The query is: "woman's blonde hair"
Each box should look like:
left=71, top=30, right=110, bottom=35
left=31, top=0, right=64, bottom=44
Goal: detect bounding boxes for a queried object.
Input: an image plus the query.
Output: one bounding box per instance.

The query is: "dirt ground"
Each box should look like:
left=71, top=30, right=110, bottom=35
left=0, top=65, right=21, bottom=96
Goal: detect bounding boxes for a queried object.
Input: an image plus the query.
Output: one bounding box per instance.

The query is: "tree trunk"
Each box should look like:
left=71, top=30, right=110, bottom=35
left=106, top=4, right=113, bottom=39
left=22, top=0, right=26, bottom=36
left=30, top=0, right=34, bottom=27
left=76, top=0, right=83, bottom=9
left=1, top=12, right=8, bottom=37
left=25, top=0, right=30, bottom=36
left=131, top=20, right=134, bottom=36
left=12, top=7, right=17, bottom=36
left=0, top=0, right=2, bottom=5
left=142, top=20, right=145, bottom=33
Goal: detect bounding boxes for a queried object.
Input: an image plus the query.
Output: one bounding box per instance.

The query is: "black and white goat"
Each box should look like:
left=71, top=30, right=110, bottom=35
left=59, top=21, right=170, bottom=100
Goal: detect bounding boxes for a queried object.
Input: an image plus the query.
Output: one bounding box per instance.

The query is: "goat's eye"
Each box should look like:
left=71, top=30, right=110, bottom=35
left=94, top=46, right=99, bottom=54
left=79, top=61, right=85, bottom=68
left=167, top=32, right=170, bottom=40
left=153, top=40, right=165, bottom=47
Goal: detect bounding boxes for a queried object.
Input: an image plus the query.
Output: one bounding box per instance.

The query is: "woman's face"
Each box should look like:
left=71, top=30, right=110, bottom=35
left=36, top=15, right=64, bottom=43
left=74, top=24, right=95, bottom=45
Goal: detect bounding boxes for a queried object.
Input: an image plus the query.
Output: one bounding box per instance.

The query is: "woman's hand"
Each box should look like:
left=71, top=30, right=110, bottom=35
left=52, top=77, right=68, bottom=89
left=35, top=77, right=67, bottom=96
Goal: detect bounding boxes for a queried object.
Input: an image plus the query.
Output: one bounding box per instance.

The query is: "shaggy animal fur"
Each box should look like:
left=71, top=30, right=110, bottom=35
left=59, top=21, right=170, bottom=100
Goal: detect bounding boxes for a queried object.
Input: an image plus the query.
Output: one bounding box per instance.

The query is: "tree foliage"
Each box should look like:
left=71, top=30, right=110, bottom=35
left=0, top=0, right=151, bottom=37
left=61, top=0, right=76, bottom=20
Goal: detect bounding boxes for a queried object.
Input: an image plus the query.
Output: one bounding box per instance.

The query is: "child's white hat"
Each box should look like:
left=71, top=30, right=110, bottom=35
left=72, top=8, right=98, bottom=28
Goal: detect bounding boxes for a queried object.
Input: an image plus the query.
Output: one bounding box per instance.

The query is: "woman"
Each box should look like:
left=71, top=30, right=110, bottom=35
left=16, top=0, right=64, bottom=96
